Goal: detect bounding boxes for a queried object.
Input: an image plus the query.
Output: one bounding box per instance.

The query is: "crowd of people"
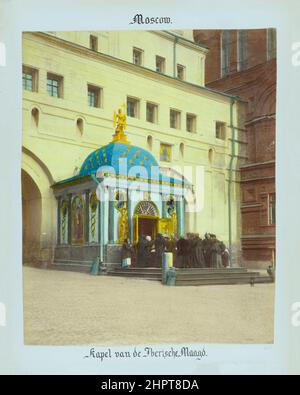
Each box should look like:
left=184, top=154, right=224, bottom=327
left=121, top=233, right=230, bottom=268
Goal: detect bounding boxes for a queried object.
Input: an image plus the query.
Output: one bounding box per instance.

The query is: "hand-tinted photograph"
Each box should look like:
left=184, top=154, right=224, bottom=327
left=22, top=29, right=276, bottom=345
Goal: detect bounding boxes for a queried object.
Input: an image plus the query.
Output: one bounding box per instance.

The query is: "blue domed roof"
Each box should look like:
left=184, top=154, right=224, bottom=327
left=51, top=141, right=192, bottom=189
left=80, top=142, right=159, bottom=177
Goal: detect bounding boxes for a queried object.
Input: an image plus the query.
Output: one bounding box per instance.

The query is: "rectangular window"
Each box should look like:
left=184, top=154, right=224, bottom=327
left=47, top=73, right=63, bottom=98
left=237, top=30, right=248, bottom=71
left=87, top=84, right=102, bottom=108
left=127, top=97, right=139, bottom=118
left=216, top=121, right=226, bottom=140
left=90, top=35, right=98, bottom=51
left=268, top=193, right=276, bottom=225
left=160, top=143, right=172, bottom=163
left=146, top=102, right=158, bottom=123
left=170, top=109, right=181, bottom=129
left=22, top=66, right=38, bottom=92
left=186, top=113, right=196, bottom=133
left=133, top=48, right=143, bottom=66
left=177, top=64, right=185, bottom=80
left=23, top=71, right=33, bottom=91
left=267, top=28, right=276, bottom=60
left=156, top=56, right=165, bottom=73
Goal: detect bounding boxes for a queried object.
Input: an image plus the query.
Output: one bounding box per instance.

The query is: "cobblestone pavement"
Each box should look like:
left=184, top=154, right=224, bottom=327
left=23, top=267, right=275, bottom=345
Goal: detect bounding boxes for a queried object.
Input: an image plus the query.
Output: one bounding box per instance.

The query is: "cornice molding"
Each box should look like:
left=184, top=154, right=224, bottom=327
left=24, top=32, right=240, bottom=103
left=152, top=30, right=209, bottom=54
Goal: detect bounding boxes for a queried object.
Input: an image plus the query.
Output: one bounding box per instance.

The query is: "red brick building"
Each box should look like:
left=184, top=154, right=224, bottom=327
left=194, top=29, right=276, bottom=268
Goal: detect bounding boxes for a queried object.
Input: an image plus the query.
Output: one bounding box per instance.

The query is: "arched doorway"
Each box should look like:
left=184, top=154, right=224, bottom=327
left=134, top=201, right=159, bottom=242
left=22, top=147, right=56, bottom=266
left=22, top=169, right=42, bottom=265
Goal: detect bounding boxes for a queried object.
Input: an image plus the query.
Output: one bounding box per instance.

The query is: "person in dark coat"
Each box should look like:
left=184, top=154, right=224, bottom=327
left=210, top=236, right=219, bottom=268
left=178, top=237, right=190, bottom=268
left=137, top=235, right=153, bottom=266
left=154, top=233, right=167, bottom=267
left=136, top=235, right=143, bottom=266
left=121, top=239, right=133, bottom=259
left=189, top=234, right=198, bottom=267
left=201, top=233, right=210, bottom=267
left=176, top=237, right=186, bottom=268
left=194, top=236, right=205, bottom=268
left=186, top=233, right=196, bottom=268
left=145, top=236, right=154, bottom=266
left=167, top=234, right=177, bottom=254
left=220, top=242, right=230, bottom=267
left=137, top=235, right=149, bottom=266
left=121, top=239, right=134, bottom=268
left=216, top=241, right=224, bottom=268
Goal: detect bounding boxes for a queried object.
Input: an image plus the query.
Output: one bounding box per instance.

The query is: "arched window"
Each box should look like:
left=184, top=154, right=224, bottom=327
left=221, top=30, right=231, bottom=77
left=147, top=135, right=153, bottom=151
left=208, top=148, right=214, bottom=164
left=135, top=201, right=159, bottom=216
left=31, top=107, right=39, bottom=128
left=76, top=118, right=84, bottom=135
left=179, top=143, right=184, bottom=159
left=237, top=30, right=248, bottom=71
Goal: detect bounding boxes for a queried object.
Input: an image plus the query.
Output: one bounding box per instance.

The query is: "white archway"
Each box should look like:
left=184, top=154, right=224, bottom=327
left=22, top=148, right=56, bottom=265
left=22, top=169, right=42, bottom=264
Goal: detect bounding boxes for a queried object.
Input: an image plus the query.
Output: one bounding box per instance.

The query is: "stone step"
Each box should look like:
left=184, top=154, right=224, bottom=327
left=176, top=271, right=261, bottom=279
left=108, top=271, right=162, bottom=280
left=52, top=261, right=93, bottom=273
left=250, top=276, right=274, bottom=284
left=109, top=275, right=161, bottom=281
left=176, top=268, right=247, bottom=274
left=107, top=266, right=268, bottom=285
left=108, top=266, right=162, bottom=281
left=176, top=278, right=259, bottom=286
left=53, top=259, right=94, bottom=266
left=113, top=267, right=161, bottom=273
left=175, top=274, right=271, bottom=286
left=112, top=268, right=248, bottom=275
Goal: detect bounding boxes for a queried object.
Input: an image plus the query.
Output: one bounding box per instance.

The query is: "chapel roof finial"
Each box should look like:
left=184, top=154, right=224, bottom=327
left=112, top=104, right=130, bottom=144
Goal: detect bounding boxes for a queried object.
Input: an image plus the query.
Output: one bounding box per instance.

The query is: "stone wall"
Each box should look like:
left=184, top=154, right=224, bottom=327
left=194, top=29, right=276, bottom=267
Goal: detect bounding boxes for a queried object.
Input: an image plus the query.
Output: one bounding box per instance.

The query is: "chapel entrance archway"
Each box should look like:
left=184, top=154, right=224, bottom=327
left=134, top=201, right=159, bottom=243
left=137, top=217, right=158, bottom=240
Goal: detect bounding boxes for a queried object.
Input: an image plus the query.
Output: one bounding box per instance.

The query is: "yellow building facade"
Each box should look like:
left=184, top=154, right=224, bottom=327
left=22, top=30, right=246, bottom=267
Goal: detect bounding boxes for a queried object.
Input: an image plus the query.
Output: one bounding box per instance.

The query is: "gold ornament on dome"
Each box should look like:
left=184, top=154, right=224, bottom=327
left=112, top=105, right=130, bottom=144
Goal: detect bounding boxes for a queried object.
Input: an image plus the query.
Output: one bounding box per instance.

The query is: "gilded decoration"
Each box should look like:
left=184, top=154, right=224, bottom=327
left=71, top=195, right=85, bottom=244
left=60, top=199, right=68, bottom=242
left=89, top=193, right=98, bottom=239
left=114, top=190, right=129, bottom=243
left=112, top=106, right=130, bottom=144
